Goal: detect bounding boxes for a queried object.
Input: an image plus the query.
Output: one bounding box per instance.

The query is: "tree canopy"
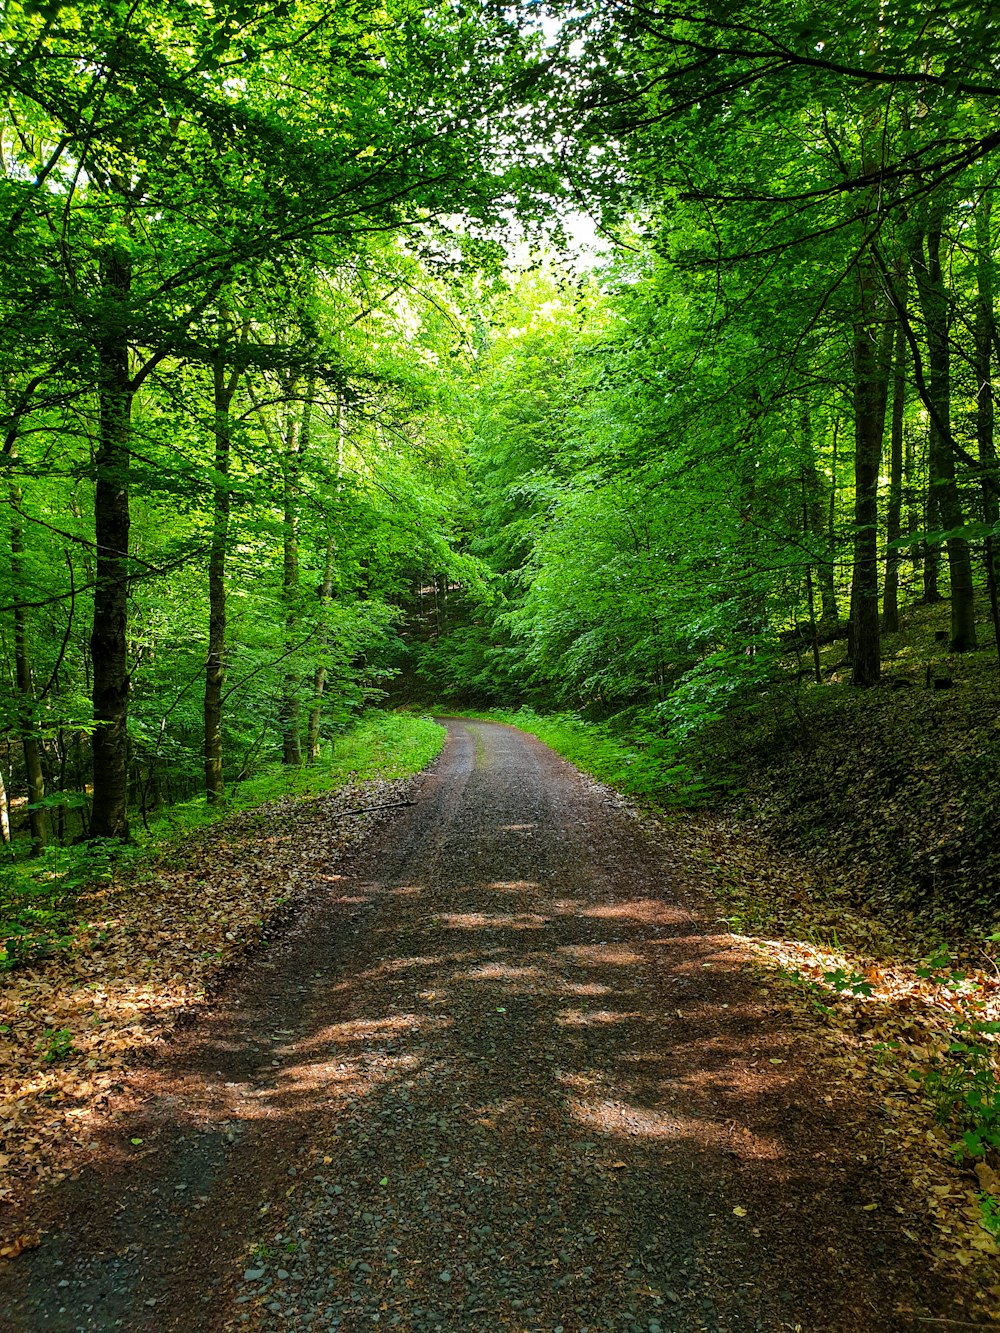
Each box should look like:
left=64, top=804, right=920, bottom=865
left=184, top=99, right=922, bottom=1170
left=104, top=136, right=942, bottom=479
left=3, top=0, right=1000, bottom=854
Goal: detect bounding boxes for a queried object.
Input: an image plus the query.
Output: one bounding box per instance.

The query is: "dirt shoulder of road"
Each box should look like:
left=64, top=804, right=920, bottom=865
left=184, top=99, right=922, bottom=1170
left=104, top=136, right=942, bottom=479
left=0, top=773, right=422, bottom=1250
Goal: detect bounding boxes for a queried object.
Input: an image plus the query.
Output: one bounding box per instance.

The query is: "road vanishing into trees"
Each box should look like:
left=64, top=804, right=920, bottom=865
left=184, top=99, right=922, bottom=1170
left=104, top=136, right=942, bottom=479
left=1, top=721, right=955, bottom=1332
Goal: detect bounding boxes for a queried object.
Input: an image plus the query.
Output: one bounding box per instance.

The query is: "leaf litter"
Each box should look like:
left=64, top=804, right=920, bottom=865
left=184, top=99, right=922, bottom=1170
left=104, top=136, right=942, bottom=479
left=662, top=808, right=1000, bottom=1317
left=0, top=775, right=417, bottom=1227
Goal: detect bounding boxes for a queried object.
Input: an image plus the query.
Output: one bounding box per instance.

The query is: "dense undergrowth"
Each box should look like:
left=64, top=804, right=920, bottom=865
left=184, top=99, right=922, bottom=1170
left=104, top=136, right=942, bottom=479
left=0, top=712, right=444, bottom=973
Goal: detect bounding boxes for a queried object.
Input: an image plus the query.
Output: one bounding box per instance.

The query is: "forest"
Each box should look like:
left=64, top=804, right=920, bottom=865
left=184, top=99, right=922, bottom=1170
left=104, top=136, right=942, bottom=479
left=8, top=1, right=1000, bottom=1320
left=3, top=0, right=1000, bottom=919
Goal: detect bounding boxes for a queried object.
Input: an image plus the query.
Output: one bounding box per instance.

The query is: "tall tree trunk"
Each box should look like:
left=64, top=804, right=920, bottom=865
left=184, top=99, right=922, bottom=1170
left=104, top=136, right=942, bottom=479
left=914, top=213, right=977, bottom=649
left=307, top=533, right=336, bottom=765
left=800, top=466, right=823, bottom=684
left=850, top=257, right=890, bottom=687
left=280, top=403, right=305, bottom=766
left=0, top=761, right=10, bottom=846
left=975, top=182, right=1000, bottom=670
left=10, top=486, right=48, bottom=853
left=802, top=417, right=837, bottom=623
left=883, top=288, right=908, bottom=634
left=307, top=398, right=343, bottom=763
left=204, top=348, right=239, bottom=803
left=903, top=401, right=921, bottom=581
left=90, top=249, right=133, bottom=839
left=823, top=418, right=840, bottom=624
left=922, top=461, right=942, bottom=603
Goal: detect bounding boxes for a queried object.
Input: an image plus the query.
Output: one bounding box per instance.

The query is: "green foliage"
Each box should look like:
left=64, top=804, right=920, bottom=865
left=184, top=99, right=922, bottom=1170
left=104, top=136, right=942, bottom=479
left=919, top=1016, right=1000, bottom=1164
left=35, top=1027, right=76, bottom=1064
left=979, top=1193, right=1000, bottom=1241
left=822, top=967, right=874, bottom=998
left=0, top=841, right=129, bottom=971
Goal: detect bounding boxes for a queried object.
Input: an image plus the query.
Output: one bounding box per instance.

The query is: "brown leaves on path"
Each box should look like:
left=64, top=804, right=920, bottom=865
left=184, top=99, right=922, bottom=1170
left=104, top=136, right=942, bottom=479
left=0, top=776, right=416, bottom=1224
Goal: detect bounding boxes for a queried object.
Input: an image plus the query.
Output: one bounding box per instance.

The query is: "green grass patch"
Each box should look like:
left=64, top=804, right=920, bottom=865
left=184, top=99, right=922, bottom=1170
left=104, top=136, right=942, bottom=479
left=149, top=710, right=444, bottom=839
left=0, top=711, right=445, bottom=971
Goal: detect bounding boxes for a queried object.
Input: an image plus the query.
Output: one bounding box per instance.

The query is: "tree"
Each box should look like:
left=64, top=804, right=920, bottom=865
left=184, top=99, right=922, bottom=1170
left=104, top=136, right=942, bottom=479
left=1, top=0, right=552, bottom=835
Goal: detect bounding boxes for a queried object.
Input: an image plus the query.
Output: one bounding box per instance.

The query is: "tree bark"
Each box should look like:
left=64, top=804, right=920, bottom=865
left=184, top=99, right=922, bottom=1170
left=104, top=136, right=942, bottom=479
left=307, top=532, right=336, bottom=765
left=10, top=486, right=48, bottom=853
left=913, top=213, right=977, bottom=650
left=280, top=401, right=306, bottom=767
left=90, top=249, right=133, bottom=840
left=802, top=421, right=837, bottom=624
left=204, top=346, right=239, bottom=804
left=850, top=257, right=890, bottom=687
left=922, top=464, right=942, bottom=603
left=307, top=397, right=344, bottom=764
left=975, top=182, right=1000, bottom=671
left=883, top=289, right=908, bottom=634
left=0, top=760, right=10, bottom=845
left=824, top=418, right=841, bottom=624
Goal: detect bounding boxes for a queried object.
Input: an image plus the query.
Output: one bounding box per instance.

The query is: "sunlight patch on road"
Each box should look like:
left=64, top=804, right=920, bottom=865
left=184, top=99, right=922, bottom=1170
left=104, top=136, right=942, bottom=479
left=457, top=962, right=546, bottom=983
left=469, top=1095, right=532, bottom=1128
left=308, top=1013, right=449, bottom=1046
left=566, top=1094, right=688, bottom=1140
left=582, top=899, right=689, bottom=926
left=439, top=911, right=551, bottom=931
left=553, top=979, right=614, bottom=997
left=557, top=1008, right=644, bottom=1027
left=557, top=943, right=645, bottom=967
left=358, top=952, right=474, bottom=979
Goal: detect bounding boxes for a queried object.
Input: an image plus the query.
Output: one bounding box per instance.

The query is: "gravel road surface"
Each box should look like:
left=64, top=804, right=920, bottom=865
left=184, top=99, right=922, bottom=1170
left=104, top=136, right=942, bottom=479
left=0, top=720, right=956, bottom=1332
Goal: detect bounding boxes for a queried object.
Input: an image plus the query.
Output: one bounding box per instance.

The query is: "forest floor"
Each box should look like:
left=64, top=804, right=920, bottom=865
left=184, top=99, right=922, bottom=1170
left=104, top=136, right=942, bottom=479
left=0, top=718, right=990, bottom=1331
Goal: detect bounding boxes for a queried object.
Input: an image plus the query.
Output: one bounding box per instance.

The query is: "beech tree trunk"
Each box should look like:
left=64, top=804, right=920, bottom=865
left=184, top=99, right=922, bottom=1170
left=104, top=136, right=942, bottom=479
left=10, top=486, right=48, bottom=853
left=204, top=347, right=239, bottom=804
left=307, top=533, right=336, bottom=765
left=975, top=183, right=1000, bottom=668
left=0, top=762, right=10, bottom=845
left=914, top=214, right=977, bottom=650
left=802, top=423, right=837, bottom=624
left=883, top=296, right=908, bottom=634
left=922, top=470, right=942, bottom=604
left=280, top=403, right=306, bottom=766
left=850, top=258, right=890, bottom=687
left=90, top=249, right=133, bottom=840
left=307, top=397, right=344, bottom=764
left=824, top=419, right=840, bottom=624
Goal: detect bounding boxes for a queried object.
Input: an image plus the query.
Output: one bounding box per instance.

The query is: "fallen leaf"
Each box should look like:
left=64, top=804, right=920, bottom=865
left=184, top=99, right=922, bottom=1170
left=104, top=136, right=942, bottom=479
left=0, top=1233, right=40, bottom=1260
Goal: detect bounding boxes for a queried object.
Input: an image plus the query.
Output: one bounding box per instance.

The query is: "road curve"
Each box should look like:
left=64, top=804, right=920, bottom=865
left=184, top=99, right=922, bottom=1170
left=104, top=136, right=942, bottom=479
left=1, top=719, right=951, bottom=1331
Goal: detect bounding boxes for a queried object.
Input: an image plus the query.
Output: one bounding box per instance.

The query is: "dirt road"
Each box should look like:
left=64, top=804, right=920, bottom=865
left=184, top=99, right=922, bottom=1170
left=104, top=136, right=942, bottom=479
left=1, top=720, right=955, bottom=1331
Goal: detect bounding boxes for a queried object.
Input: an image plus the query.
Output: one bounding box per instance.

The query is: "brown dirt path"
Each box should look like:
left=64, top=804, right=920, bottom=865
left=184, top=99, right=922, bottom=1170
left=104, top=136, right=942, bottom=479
left=0, top=720, right=965, bottom=1331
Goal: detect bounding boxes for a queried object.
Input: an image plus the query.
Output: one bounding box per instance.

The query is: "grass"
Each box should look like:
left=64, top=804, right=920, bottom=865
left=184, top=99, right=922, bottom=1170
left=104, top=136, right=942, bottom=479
left=148, top=711, right=444, bottom=839
left=0, top=711, right=445, bottom=971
